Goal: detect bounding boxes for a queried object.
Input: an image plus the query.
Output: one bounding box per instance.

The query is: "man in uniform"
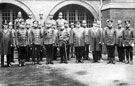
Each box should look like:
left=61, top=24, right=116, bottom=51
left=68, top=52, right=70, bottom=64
left=46, top=15, right=59, bottom=61
left=88, top=20, right=102, bottom=63
left=82, top=20, right=90, bottom=60
left=16, top=20, right=28, bottom=66
left=115, top=20, right=125, bottom=62
left=31, top=20, right=42, bottom=65
left=56, top=12, right=66, bottom=30
left=103, top=19, right=116, bottom=64
left=43, top=22, right=54, bottom=64
left=14, top=11, right=24, bottom=30
left=58, top=21, right=70, bottom=64
left=123, top=20, right=134, bottom=65
left=14, top=11, right=24, bottom=62
left=25, top=13, right=34, bottom=27
left=73, top=21, right=85, bottom=63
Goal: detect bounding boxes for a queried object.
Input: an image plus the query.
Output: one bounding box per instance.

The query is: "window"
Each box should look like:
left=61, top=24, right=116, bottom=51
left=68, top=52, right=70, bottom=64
left=0, top=3, right=28, bottom=27
left=54, top=4, right=94, bottom=27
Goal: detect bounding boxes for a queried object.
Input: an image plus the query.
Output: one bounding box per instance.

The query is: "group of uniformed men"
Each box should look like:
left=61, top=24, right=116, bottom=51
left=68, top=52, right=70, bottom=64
left=0, top=11, right=134, bottom=67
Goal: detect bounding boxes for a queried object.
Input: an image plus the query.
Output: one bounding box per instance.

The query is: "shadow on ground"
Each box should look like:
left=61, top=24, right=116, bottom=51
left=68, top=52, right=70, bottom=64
left=0, top=65, right=87, bottom=86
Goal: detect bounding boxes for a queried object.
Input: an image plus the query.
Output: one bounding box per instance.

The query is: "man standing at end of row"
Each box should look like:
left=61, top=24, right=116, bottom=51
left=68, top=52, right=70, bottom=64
left=123, top=20, right=134, bottom=65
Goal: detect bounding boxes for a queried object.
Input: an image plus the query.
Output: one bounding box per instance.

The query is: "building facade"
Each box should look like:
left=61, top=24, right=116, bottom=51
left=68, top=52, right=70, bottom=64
left=0, top=0, right=135, bottom=29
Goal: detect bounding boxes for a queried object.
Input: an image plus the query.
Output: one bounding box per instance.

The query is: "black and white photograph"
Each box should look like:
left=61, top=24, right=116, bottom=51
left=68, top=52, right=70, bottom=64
left=0, top=0, right=135, bottom=86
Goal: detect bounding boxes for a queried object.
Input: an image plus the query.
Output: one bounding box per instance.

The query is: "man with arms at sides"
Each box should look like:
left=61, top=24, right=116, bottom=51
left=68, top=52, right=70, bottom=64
left=88, top=20, right=102, bottom=63
left=103, top=19, right=116, bottom=64
left=73, top=21, right=85, bottom=63
left=123, top=20, right=134, bottom=65
left=115, top=20, right=125, bottom=63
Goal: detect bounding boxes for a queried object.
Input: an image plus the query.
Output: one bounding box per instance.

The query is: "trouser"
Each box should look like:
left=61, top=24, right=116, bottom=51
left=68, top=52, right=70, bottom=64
left=40, top=46, right=43, bottom=61
left=84, top=44, right=89, bottom=60
left=70, top=44, right=75, bottom=58
left=106, top=45, right=115, bottom=62
left=53, top=46, right=58, bottom=60
left=1, top=54, right=11, bottom=66
left=26, top=46, right=31, bottom=61
left=98, top=44, right=102, bottom=60
left=125, top=46, right=133, bottom=62
left=44, top=44, right=53, bottom=63
left=75, top=46, right=84, bottom=62
left=10, top=47, right=14, bottom=62
left=33, top=45, right=41, bottom=63
left=92, top=51, right=100, bottom=62
left=66, top=44, right=70, bottom=60
left=18, top=46, right=27, bottom=65
left=117, top=46, right=125, bottom=62
left=60, top=44, right=67, bottom=63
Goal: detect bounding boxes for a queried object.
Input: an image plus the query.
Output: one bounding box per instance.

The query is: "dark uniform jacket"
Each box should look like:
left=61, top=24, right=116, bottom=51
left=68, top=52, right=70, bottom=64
left=122, top=27, right=134, bottom=46
left=103, top=27, right=116, bottom=46
left=31, top=28, right=42, bottom=45
left=43, top=28, right=54, bottom=45
left=16, top=28, right=28, bottom=47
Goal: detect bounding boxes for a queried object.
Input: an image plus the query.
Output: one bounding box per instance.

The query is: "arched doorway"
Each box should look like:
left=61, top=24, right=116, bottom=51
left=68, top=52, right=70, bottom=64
left=53, top=4, right=94, bottom=27
left=0, top=3, right=28, bottom=28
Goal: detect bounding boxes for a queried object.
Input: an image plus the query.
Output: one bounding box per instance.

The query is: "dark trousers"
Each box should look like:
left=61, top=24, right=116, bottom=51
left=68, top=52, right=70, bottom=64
left=66, top=45, right=70, bottom=60
left=117, top=46, right=125, bottom=62
left=106, top=45, right=115, bottom=62
left=98, top=44, right=102, bottom=60
left=1, top=54, right=11, bottom=66
left=84, top=44, right=89, bottom=60
left=92, top=51, right=100, bottom=62
left=125, top=46, right=133, bottom=62
left=40, top=46, right=43, bottom=61
left=60, top=44, right=67, bottom=63
left=75, top=46, right=84, bottom=62
left=18, top=46, right=27, bottom=65
left=44, top=44, right=53, bottom=63
left=27, top=45, right=33, bottom=61
left=53, top=46, right=58, bottom=60
left=10, top=47, right=14, bottom=62
left=33, top=45, right=41, bottom=63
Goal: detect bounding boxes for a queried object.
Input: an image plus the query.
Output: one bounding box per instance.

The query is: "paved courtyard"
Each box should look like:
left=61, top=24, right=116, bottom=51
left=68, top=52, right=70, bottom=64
left=0, top=54, right=135, bottom=86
